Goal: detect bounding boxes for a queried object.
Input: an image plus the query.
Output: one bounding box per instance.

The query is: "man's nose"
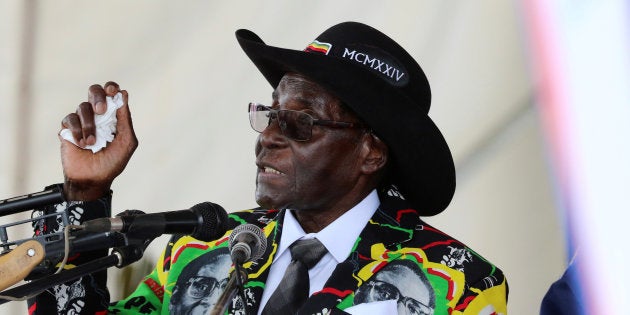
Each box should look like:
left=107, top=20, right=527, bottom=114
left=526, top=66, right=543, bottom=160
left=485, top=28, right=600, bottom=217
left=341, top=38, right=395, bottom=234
left=258, top=117, right=288, bottom=149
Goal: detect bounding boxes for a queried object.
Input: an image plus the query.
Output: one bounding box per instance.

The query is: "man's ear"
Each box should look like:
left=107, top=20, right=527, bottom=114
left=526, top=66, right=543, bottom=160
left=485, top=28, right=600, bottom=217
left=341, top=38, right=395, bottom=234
left=361, top=132, right=388, bottom=175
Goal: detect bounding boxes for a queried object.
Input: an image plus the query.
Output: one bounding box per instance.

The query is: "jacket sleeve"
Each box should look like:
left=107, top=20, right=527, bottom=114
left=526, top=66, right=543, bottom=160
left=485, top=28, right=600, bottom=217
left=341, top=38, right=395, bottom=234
left=27, top=185, right=112, bottom=315
left=454, top=269, right=509, bottom=315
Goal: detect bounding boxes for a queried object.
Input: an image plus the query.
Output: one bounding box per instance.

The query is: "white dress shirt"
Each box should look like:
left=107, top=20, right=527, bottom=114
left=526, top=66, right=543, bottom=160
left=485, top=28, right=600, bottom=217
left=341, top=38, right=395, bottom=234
left=257, top=190, right=380, bottom=314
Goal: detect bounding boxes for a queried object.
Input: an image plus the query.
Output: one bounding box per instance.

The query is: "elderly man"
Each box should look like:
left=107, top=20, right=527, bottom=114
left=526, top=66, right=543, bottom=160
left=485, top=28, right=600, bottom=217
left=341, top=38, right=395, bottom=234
left=29, top=22, right=507, bottom=314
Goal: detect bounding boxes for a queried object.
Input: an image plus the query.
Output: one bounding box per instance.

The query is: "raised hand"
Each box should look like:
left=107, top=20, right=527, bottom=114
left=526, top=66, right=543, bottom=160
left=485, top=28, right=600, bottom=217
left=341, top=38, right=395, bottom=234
left=59, top=82, right=138, bottom=201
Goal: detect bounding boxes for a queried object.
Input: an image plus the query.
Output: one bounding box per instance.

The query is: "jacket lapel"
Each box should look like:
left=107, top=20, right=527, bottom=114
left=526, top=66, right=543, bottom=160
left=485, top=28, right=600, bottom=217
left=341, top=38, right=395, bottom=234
left=298, top=193, right=419, bottom=314
left=227, top=209, right=286, bottom=315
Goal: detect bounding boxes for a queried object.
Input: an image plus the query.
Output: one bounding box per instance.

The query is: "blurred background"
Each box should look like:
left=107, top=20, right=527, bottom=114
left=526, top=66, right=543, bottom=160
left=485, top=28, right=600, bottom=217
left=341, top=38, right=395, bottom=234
left=2, top=1, right=627, bottom=314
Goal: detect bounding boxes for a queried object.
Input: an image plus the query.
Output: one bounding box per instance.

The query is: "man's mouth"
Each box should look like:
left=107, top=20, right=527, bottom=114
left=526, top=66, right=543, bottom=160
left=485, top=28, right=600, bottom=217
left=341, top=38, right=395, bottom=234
left=262, top=166, right=283, bottom=175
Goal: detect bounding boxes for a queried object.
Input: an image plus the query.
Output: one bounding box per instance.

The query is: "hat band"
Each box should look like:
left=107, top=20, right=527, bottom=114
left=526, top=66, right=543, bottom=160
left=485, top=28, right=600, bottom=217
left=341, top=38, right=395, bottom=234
left=303, top=38, right=409, bottom=86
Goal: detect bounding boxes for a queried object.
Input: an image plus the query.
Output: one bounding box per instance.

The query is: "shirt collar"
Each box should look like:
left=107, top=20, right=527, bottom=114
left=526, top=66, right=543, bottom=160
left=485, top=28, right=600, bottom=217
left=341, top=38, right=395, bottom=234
left=276, top=190, right=380, bottom=263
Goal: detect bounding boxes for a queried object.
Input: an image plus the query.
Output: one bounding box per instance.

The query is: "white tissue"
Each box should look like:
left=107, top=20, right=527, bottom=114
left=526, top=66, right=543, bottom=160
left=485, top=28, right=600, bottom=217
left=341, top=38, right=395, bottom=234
left=59, top=92, right=124, bottom=153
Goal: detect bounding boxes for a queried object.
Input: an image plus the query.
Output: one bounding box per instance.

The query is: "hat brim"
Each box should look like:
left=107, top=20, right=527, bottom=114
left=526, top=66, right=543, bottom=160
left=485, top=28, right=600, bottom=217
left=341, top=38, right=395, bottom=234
left=236, top=29, right=455, bottom=216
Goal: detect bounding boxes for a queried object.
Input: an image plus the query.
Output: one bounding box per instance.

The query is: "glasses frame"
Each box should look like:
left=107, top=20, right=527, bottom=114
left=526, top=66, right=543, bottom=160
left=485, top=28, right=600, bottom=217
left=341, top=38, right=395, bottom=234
left=248, top=102, right=366, bottom=141
left=186, top=276, right=219, bottom=299
left=185, top=275, right=228, bottom=299
left=363, top=279, right=433, bottom=315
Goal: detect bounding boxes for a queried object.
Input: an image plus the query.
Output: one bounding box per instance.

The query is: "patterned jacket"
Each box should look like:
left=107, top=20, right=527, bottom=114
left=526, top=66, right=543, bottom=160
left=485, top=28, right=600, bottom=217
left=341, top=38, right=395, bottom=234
left=29, top=189, right=507, bottom=314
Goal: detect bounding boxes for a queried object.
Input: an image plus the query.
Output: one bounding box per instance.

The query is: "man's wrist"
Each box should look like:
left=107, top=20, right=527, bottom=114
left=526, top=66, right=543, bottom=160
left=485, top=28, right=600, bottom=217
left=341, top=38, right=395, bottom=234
left=63, top=180, right=112, bottom=201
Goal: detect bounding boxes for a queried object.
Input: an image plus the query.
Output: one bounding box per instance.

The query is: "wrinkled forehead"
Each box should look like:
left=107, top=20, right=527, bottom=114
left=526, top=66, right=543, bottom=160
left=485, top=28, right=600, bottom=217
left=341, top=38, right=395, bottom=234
left=195, top=255, right=232, bottom=278
left=273, top=73, right=359, bottom=120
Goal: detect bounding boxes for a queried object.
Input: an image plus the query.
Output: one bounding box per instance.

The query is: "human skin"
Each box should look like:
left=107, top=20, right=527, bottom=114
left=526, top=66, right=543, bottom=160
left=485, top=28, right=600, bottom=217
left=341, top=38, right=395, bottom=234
left=59, top=81, right=137, bottom=201
left=254, top=73, right=388, bottom=233
left=59, top=74, right=387, bottom=233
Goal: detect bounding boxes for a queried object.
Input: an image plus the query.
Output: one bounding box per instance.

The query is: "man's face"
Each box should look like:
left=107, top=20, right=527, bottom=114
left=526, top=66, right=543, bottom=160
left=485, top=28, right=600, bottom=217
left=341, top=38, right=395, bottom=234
left=357, top=263, right=434, bottom=315
left=179, top=254, right=231, bottom=315
left=254, top=73, right=366, bottom=212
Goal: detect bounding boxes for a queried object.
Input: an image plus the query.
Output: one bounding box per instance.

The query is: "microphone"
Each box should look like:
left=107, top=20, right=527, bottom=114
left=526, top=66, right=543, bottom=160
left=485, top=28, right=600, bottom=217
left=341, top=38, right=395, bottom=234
left=212, top=224, right=266, bottom=315
left=228, top=224, right=267, bottom=265
left=81, top=202, right=229, bottom=242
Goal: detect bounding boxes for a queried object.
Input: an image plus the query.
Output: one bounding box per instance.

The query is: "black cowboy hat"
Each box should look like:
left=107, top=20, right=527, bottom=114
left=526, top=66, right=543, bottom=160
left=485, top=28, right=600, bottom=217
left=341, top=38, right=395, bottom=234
left=236, top=21, right=455, bottom=216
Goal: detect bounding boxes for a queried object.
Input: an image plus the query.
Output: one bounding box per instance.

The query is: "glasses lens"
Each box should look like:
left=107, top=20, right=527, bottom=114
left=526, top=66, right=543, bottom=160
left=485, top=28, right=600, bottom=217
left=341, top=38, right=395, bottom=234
left=248, top=103, right=314, bottom=141
left=186, top=276, right=218, bottom=299
left=277, top=110, right=313, bottom=141
left=249, top=103, right=272, bottom=132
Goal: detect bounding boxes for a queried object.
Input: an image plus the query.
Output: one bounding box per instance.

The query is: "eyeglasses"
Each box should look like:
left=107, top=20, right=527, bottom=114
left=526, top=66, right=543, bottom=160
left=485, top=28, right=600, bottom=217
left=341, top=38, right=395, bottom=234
left=363, top=280, right=433, bottom=315
left=248, top=102, right=365, bottom=141
left=185, top=276, right=228, bottom=299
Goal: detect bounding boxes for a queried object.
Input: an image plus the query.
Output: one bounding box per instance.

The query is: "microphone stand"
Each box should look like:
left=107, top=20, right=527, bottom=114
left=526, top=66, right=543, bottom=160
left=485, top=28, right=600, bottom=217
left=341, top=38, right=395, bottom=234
left=0, top=243, right=146, bottom=305
left=210, top=264, right=248, bottom=315
left=0, top=184, right=65, bottom=217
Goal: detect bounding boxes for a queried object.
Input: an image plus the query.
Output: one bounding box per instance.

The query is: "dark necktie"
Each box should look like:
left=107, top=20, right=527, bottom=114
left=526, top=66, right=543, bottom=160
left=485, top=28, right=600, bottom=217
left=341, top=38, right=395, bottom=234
left=261, top=238, right=328, bottom=315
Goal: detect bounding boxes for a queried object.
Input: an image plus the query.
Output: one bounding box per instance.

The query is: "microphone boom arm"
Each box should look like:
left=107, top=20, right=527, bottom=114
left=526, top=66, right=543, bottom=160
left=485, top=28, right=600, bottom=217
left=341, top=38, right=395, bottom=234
left=0, top=184, right=64, bottom=217
left=210, top=266, right=248, bottom=315
left=0, top=243, right=146, bottom=305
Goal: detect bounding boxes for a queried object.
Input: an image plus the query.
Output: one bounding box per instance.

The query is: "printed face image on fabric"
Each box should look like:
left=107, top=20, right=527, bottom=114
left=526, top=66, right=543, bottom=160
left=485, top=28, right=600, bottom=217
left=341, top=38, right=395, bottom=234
left=354, top=259, right=436, bottom=315
left=169, top=248, right=232, bottom=315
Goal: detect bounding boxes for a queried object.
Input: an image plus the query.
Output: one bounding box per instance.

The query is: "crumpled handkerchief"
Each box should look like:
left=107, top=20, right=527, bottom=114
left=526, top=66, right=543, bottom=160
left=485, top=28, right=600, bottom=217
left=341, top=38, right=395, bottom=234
left=59, top=92, right=124, bottom=153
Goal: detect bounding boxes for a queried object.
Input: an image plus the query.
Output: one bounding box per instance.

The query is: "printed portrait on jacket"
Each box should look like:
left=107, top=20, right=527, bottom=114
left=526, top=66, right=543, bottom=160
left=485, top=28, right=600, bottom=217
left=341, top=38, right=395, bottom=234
left=354, top=259, right=436, bottom=315
left=169, top=247, right=232, bottom=315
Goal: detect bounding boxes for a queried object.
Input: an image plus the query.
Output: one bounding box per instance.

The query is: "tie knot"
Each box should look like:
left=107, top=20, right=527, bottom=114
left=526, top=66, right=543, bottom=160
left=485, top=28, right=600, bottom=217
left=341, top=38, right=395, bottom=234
left=289, top=238, right=327, bottom=269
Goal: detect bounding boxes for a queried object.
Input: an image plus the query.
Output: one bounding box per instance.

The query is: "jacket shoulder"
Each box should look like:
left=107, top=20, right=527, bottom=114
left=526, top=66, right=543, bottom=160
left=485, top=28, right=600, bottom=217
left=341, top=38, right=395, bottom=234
left=227, top=208, right=280, bottom=229
left=411, top=218, right=505, bottom=286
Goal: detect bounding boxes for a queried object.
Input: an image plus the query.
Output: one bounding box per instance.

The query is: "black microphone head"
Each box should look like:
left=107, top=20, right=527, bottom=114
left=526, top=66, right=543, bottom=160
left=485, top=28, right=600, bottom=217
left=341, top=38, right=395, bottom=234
left=115, top=209, right=146, bottom=217
left=228, top=224, right=267, bottom=264
left=190, top=202, right=229, bottom=242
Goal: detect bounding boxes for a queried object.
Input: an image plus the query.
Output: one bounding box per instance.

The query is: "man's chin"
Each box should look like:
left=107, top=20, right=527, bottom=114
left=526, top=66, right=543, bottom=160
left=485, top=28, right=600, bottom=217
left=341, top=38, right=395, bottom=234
left=255, top=191, right=288, bottom=210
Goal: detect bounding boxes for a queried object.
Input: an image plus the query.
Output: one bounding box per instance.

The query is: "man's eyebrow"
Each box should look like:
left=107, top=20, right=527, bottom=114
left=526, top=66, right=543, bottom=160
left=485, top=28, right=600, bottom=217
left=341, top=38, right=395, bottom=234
left=270, top=90, right=316, bottom=109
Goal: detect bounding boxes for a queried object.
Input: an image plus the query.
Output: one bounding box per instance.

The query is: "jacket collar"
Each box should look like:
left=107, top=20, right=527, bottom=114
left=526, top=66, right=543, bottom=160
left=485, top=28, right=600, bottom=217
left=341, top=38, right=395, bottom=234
left=235, top=189, right=420, bottom=314
left=297, top=191, right=419, bottom=314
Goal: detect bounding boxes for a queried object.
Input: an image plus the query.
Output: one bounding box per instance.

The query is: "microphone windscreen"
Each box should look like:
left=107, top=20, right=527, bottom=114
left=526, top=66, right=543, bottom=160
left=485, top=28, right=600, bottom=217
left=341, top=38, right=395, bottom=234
left=228, top=224, right=267, bottom=262
left=190, top=202, right=229, bottom=242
